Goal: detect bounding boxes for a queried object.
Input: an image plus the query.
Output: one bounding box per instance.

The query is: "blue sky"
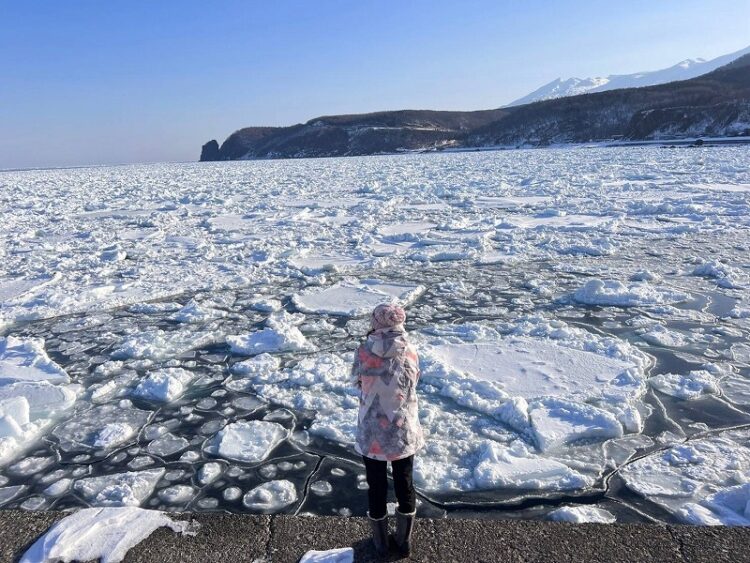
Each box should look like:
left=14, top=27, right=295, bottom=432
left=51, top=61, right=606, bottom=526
left=1, top=0, right=749, bottom=168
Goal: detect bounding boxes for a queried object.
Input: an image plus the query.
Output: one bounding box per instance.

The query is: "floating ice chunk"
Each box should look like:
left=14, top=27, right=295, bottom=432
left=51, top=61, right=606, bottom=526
left=0, top=382, right=76, bottom=466
left=501, top=214, right=610, bottom=230
left=112, top=329, right=221, bottom=361
left=197, top=462, right=223, bottom=485
left=639, top=325, right=689, bottom=347
left=128, top=302, right=183, bottom=314
left=573, top=279, right=689, bottom=307
left=621, top=429, right=750, bottom=522
left=290, top=252, right=366, bottom=275
left=8, top=456, right=54, bottom=476
left=223, top=487, right=242, bottom=501
left=53, top=405, right=150, bottom=453
left=0, top=382, right=76, bottom=419
left=292, top=279, right=424, bottom=317
left=649, top=371, right=720, bottom=400
left=692, top=260, right=746, bottom=289
left=310, top=480, right=333, bottom=496
left=422, top=336, right=638, bottom=403
left=242, top=479, right=297, bottom=512
left=679, top=483, right=750, bottom=525
left=94, top=423, right=135, bottom=449
left=300, top=548, right=354, bottom=563
left=227, top=313, right=311, bottom=355
left=231, top=353, right=281, bottom=377
left=630, top=270, right=662, bottom=283
left=547, top=505, right=616, bottom=523
left=132, top=368, right=194, bottom=402
left=249, top=298, right=282, bottom=312
left=43, top=478, right=73, bottom=497
left=729, top=305, right=750, bottom=319
left=0, top=485, right=26, bottom=506
left=158, top=485, right=195, bottom=504
left=74, top=469, right=165, bottom=507
left=147, top=433, right=190, bottom=457
left=0, top=336, right=69, bottom=384
left=378, top=221, right=437, bottom=236
left=472, top=441, right=593, bottom=490
left=471, top=195, right=551, bottom=209
left=20, top=507, right=195, bottom=563
left=171, top=300, right=227, bottom=323
left=204, top=420, right=288, bottom=464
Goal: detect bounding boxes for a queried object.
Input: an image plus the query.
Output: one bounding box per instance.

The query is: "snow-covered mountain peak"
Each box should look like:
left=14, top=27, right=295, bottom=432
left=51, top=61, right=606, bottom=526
left=507, top=45, right=750, bottom=107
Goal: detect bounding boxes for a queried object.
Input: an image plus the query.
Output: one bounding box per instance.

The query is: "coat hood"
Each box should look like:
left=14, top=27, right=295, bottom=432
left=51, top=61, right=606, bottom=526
left=365, top=328, right=409, bottom=359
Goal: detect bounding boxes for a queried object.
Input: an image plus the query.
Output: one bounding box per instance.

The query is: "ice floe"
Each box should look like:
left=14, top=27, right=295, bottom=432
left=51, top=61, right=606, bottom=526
left=204, top=420, right=288, bottom=464
left=132, top=368, right=195, bottom=402
left=227, top=312, right=312, bottom=355
left=621, top=429, right=750, bottom=524
left=649, top=370, right=720, bottom=400
left=112, top=329, right=221, bottom=361
left=242, top=479, right=298, bottom=511
left=293, top=279, right=424, bottom=316
left=0, top=337, right=77, bottom=465
left=73, top=469, right=165, bottom=507
left=572, top=279, right=690, bottom=307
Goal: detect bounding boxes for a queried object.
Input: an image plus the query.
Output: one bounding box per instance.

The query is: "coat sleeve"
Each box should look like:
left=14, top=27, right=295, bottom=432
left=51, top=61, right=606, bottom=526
left=350, top=345, right=362, bottom=388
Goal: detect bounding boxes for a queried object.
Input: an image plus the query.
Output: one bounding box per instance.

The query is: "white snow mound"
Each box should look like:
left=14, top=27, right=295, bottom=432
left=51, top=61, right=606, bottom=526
left=20, top=507, right=195, bottom=563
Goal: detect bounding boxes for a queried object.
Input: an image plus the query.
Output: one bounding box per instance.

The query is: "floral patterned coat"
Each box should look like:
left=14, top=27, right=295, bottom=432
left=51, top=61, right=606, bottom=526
left=351, top=327, right=424, bottom=461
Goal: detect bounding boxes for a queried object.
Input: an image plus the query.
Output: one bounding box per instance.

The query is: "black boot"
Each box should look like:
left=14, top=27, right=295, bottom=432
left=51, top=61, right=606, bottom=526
left=368, top=512, right=390, bottom=557
left=394, top=509, right=415, bottom=557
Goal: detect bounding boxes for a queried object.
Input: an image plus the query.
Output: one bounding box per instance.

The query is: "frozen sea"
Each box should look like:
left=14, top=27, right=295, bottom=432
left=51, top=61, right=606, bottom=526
left=0, top=146, right=749, bottom=525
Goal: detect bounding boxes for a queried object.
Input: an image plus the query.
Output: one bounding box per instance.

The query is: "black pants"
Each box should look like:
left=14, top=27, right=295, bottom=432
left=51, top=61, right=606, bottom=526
left=363, top=455, right=416, bottom=519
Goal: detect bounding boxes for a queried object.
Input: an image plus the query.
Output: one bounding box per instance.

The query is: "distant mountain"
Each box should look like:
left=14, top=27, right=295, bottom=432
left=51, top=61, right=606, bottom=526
left=200, top=53, right=750, bottom=161
left=468, top=52, right=750, bottom=148
left=507, top=45, right=750, bottom=107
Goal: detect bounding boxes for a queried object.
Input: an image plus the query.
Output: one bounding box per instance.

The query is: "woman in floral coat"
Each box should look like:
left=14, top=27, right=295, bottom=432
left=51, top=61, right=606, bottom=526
left=351, top=303, right=423, bottom=557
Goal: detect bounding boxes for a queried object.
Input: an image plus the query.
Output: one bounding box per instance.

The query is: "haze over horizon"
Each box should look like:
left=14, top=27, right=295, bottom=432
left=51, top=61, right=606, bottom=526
left=1, top=0, right=749, bottom=169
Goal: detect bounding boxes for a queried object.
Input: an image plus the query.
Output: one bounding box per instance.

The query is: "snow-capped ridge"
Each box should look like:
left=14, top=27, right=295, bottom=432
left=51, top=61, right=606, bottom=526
left=508, top=44, right=750, bottom=106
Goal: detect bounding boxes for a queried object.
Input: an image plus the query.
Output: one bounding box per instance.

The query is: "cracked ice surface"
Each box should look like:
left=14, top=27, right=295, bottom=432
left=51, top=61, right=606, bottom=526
left=0, top=147, right=749, bottom=522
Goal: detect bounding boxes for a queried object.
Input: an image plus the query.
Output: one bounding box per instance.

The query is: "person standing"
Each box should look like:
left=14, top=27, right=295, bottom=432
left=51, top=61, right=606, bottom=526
left=352, top=303, right=424, bottom=557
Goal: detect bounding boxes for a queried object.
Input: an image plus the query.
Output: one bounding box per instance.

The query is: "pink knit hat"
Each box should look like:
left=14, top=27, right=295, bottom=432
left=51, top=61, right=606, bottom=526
left=370, top=303, right=406, bottom=330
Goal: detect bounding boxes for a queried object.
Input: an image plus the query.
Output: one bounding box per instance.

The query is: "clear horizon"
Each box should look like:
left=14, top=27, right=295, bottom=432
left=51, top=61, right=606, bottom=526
left=1, top=0, right=749, bottom=169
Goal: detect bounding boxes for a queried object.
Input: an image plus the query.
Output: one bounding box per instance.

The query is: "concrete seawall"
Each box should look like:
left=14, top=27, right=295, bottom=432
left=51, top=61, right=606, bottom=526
left=2, top=510, right=749, bottom=562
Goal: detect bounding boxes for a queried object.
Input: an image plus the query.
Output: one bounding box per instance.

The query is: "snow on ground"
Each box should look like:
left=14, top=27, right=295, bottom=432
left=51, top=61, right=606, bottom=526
left=0, top=147, right=749, bottom=521
left=20, top=507, right=195, bottom=563
left=300, top=548, right=354, bottom=563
